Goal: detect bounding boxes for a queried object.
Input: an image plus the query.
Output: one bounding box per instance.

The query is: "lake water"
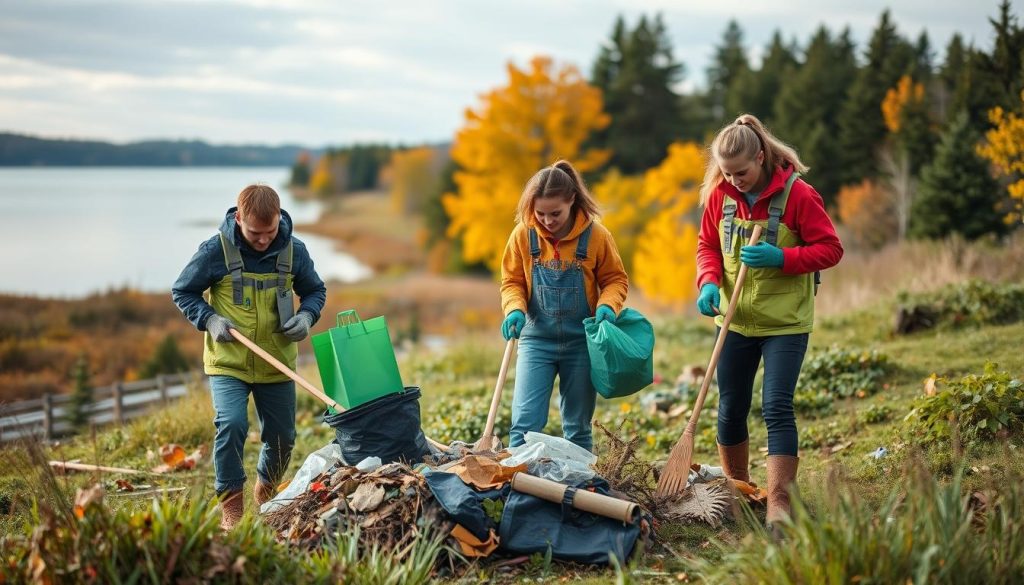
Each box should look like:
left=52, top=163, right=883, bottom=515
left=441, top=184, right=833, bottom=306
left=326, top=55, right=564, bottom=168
left=0, top=167, right=371, bottom=297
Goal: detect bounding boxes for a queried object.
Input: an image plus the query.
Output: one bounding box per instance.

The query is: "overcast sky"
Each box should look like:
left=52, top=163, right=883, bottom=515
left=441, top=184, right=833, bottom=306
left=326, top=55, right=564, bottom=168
left=0, top=0, right=1008, bottom=146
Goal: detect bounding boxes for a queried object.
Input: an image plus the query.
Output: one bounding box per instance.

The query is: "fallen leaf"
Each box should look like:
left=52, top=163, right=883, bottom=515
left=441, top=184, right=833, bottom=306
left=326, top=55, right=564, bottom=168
left=667, top=403, right=689, bottom=419
left=830, top=441, right=853, bottom=454
left=73, top=484, right=105, bottom=519
left=924, top=374, right=937, bottom=397
left=159, top=444, right=186, bottom=467
left=449, top=455, right=526, bottom=490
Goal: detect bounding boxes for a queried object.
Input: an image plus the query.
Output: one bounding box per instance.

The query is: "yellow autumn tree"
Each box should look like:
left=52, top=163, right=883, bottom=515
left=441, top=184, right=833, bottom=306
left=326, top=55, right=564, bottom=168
left=309, top=155, right=336, bottom=196
left=881, top=75, right=925, bottom=133
left=632, top=142, right=704, bottom=307
left=837, top=179, right=898, bottom=250
left=592, top=170, right=645, bottom=272
left=388, top=147, right=438, bottom=215
left=977, top=92, right=1024, bottom=223
left=442, top=56, right=611, bottom=271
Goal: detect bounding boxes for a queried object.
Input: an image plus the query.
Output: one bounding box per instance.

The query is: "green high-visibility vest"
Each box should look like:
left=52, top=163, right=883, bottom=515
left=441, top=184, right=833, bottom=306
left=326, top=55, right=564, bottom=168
left=203, top=233, right=296, bottom=383
left=716, top=172, right=815, bottom=337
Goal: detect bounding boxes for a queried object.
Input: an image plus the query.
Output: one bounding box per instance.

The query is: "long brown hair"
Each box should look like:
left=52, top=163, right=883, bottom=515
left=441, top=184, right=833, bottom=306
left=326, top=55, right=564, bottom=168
left=699, top=114, right=809, bottom=206
left=516, top=160, right=601, bottom=224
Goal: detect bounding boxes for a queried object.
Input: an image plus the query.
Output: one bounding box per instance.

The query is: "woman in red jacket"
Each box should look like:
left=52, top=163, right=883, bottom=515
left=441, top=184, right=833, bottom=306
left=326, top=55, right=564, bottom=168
left=695, top=114, right=843, bottom=531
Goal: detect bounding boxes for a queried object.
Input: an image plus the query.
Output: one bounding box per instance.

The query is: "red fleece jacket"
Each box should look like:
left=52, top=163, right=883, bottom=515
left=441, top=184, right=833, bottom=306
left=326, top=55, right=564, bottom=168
left=696, top=165, right=844, bottom=291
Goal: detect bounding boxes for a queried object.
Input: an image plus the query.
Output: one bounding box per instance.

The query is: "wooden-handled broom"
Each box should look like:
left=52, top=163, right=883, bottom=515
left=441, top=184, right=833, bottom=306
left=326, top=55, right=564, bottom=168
left=655, top=224, right=762, bottom=497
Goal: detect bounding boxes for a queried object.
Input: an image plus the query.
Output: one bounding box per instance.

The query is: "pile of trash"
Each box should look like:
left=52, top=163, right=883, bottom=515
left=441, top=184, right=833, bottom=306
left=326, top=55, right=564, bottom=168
left=257, top=425, right=770, bottom=570
left=262, top=455, right=443, bottom=552
left=259, top=433, right=651, bottom=566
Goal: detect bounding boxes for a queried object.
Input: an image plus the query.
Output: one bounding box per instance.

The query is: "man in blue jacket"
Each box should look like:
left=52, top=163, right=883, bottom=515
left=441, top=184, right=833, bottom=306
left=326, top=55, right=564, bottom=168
left=172, top=184, right=326, bottom=529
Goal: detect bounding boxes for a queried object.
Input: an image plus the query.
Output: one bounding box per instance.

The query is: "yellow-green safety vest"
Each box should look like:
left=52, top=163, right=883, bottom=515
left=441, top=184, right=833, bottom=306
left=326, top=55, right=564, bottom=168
left=203, top=233, right=297, bottom=382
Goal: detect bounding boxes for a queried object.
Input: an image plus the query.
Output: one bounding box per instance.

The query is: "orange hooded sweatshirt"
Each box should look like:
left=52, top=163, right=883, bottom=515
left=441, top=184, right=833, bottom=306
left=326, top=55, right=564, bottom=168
left=500, top=212, right=629, bottom=318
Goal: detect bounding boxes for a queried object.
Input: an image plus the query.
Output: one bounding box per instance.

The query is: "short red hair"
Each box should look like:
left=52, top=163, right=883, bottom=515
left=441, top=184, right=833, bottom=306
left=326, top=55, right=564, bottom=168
left=237, top=184, right=280, bottom=223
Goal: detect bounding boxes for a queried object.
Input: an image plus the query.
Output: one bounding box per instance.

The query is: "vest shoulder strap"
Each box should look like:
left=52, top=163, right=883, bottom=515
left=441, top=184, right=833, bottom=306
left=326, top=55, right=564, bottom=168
left=766, top=171, right=800, bottom=246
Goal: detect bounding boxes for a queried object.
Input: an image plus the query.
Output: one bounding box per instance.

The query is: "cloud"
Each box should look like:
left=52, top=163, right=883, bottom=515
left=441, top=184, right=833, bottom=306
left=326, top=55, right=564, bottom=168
left=0, top=0, right=1003, bottom=144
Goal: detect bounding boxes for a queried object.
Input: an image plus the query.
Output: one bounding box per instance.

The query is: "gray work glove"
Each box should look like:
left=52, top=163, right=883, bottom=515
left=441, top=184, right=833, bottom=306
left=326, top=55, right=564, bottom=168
left=205, top=313, right=237, bottom=342
left=281, top=311, right=314, bottom=342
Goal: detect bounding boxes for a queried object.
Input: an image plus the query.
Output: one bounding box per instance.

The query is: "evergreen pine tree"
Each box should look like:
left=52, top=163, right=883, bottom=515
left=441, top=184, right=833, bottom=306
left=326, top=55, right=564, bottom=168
left=937, top=34, right=968, bottom=121
left=726, top=31, right=798, bottom=124
left=706, top=20, right=750, bottom=126
left=838, top=10, right=916, bottom=185
left=774, top=26, right=858, bottom=205
left=910, top=112, right=1007, bottom=240
left=68, top=355, right=93, bottom=429
left=139, top=335, right=190, bottom=379
left=590, top=14, right=685, bottom=173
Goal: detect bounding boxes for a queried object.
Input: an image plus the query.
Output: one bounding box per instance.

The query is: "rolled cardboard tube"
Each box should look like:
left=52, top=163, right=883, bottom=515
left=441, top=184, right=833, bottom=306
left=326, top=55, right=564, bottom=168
left=511, top=472, right=640, bottom=524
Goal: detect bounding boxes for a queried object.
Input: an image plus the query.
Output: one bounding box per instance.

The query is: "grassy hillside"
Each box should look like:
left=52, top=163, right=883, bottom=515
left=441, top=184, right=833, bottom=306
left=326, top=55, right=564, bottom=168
left=2, top=279, right=1022, bottom=582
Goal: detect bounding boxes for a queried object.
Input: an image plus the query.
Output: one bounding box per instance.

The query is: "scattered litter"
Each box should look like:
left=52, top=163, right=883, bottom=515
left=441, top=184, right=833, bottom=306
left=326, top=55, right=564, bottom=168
left=501, top=432, right=596, bottom=485
left=870, top=447, right=888, bottom=459
left=355, top=456, right=382, bottom=473
left=262, top=442, right=343, bottom=515
left=450, top=524, right=499, bottom=557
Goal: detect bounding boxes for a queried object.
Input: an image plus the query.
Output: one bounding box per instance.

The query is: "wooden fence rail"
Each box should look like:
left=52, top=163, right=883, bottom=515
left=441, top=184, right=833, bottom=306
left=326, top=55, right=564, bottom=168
left=0, top=371, right=200, bottom=444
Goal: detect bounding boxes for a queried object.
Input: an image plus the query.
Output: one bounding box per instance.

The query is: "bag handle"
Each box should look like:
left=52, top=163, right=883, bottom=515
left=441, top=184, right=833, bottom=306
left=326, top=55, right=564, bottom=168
left=336, top=310, right=362, bottom=328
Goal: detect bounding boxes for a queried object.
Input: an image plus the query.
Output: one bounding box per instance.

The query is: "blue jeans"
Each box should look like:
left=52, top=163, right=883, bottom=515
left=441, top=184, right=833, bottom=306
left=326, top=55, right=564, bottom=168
left=716, top=331, right=808, bottom=456
left=509, top=337, right=597, bottom=452
left=208, top=375, right=296, bottom=493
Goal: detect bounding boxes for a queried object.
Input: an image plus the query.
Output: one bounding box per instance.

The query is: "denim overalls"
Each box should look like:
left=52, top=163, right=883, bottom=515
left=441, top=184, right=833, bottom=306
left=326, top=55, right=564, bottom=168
left=509, top=224, right=596, bottom=451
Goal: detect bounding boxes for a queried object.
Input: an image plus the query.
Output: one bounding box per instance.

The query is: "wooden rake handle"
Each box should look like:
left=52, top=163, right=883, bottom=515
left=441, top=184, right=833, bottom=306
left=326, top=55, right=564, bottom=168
left=229, top=328, right=344, bottom=412
left=229, top=328, right=450, bottom=452
left=684, top=224, right=763, bottom=436
left=480, top=338, right=516, bottom=442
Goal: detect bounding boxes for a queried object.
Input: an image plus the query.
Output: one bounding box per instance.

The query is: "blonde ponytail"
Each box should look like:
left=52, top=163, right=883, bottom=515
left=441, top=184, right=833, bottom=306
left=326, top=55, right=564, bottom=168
left=699, top=114, right=809, bottom=206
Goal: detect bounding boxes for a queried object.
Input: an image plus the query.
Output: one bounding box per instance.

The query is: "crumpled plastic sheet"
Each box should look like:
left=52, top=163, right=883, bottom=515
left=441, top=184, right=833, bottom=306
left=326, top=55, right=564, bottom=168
left=261, top=442, right=345, bottom=514
left=500, top=432, right=597, bottom=485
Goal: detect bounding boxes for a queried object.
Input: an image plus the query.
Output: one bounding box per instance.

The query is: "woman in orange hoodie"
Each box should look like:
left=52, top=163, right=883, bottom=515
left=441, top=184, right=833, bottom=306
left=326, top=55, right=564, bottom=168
left=500, top=160, right=629, bottom=452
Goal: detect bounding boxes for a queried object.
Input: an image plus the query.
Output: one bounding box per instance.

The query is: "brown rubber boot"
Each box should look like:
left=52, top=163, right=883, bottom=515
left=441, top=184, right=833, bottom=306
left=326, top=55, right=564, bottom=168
left=254, top=480, right=275, bottom=507
left=219, top=489, right=244, bottom=531
left=765, top=455, right=800, bottom=538
left=717, top=440, right=751, bottom=483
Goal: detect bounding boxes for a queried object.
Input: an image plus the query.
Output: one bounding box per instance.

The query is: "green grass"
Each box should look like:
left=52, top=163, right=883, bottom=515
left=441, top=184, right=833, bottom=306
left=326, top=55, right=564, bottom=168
left=2, top=289, right=1023, bottom=582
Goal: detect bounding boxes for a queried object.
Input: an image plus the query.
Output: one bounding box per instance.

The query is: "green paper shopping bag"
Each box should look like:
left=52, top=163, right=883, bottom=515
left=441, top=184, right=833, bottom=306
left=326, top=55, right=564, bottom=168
left=312, top=310, right=404, bottom=410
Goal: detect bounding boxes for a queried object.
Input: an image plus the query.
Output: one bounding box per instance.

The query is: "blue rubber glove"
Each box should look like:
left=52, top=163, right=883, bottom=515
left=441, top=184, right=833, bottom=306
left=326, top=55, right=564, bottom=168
left=281, top=311, right=314, bottom=342
left=696, top=283, right=721, bottom=317
left=501, top=310, right=525, bottom=340
left=595, top=305, right=617, bottom=324
left=740, top=241, right=784, bottom=268
left=205, top=313, right=237, bottom=343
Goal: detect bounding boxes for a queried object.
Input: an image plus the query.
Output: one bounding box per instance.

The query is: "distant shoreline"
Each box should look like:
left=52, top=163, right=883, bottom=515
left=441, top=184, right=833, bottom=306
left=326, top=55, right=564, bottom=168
left=0, top=132, right=320, bottom=167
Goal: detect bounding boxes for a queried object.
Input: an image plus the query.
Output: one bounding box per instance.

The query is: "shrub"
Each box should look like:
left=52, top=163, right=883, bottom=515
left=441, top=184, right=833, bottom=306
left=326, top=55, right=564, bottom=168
left=799, top=421, right=843, bottom=449
left=860, top=403, right=894, bottom=424
left=797, top=346, right=891, bottom=399
left=904, top=363, right=1024, bottom=447
left=895, top=280, right=1024, bottom=334
left=793, top=390, right=836, bottom=417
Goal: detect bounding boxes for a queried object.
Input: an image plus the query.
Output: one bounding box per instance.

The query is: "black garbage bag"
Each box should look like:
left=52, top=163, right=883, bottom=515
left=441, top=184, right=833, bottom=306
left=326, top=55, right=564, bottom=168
left=323, top=386, right=430, bottom=465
